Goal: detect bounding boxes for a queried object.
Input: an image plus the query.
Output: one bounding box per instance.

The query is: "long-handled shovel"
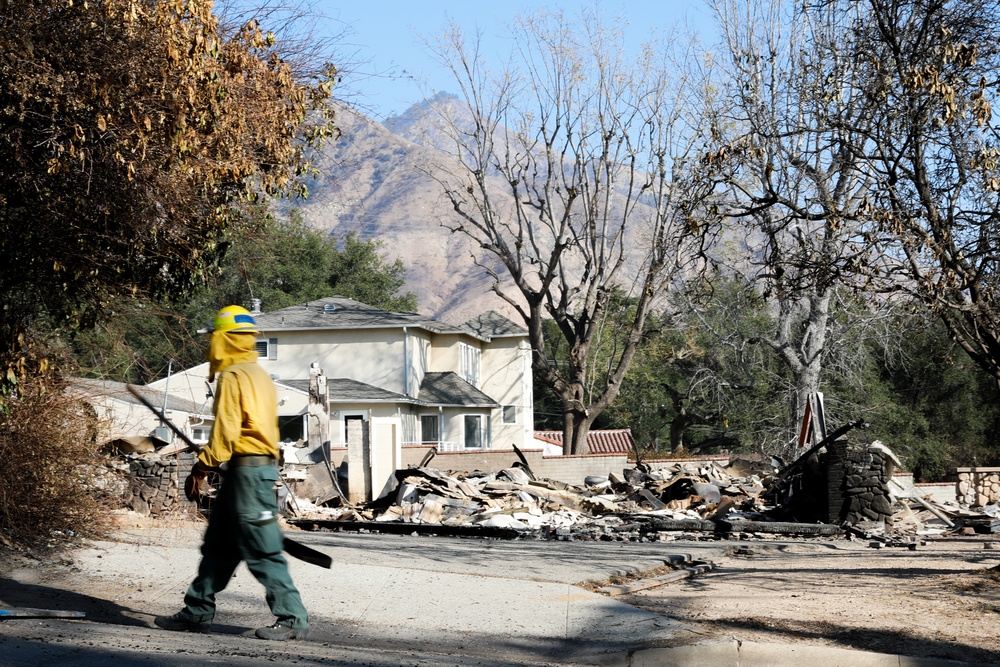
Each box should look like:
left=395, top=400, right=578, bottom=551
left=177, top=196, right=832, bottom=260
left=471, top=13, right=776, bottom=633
left=126, top=384, right=332, bottom=569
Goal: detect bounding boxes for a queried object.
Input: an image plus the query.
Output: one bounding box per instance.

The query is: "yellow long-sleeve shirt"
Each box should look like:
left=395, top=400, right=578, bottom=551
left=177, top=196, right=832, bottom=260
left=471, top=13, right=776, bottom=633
left=198, top=331, right=280, bottom=468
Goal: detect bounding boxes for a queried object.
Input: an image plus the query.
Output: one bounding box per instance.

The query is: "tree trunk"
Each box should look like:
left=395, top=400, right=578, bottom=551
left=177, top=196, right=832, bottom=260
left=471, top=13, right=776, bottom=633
left=792, top=290, right=831, bottom=430
left=561, top=384, right=592, bottom=455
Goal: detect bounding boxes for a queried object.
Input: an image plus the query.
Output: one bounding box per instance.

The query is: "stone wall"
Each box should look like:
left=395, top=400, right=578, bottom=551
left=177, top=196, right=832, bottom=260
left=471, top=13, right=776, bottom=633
left=776, top=441, right=894, bottom=525
left=121, top=452, right=197, bottom=516
left=956, top=467, right=1000, bottom=507
left=841, top=445, right=894, bottom=525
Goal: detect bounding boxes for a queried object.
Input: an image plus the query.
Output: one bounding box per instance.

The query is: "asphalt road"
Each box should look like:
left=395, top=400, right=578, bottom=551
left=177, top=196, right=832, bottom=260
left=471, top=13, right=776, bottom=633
left=0, top=526, right=729, bottom=666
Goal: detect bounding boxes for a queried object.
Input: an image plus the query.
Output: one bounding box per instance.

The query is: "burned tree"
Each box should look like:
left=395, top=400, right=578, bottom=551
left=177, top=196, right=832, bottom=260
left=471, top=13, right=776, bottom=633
left=846, top=0, right=1000, bottom=389
left=426, top=10, right=721, bottom=454
left=707, top=0, right=881, bottom=439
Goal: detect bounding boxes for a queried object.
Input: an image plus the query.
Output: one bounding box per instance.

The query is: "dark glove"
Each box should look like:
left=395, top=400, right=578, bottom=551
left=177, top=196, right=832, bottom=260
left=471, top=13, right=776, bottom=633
left=184, top=462, right=209, bottom=502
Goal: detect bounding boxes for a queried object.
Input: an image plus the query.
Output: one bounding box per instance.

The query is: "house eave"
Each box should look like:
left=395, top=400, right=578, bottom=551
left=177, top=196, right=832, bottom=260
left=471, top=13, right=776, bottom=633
left=256, top=323, right=489, bottom=343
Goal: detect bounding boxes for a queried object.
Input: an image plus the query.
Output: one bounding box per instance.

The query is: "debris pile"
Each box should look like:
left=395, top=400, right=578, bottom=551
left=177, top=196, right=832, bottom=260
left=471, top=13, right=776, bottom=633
left=764, top=436, right=900, bottom=526
left=289, top=455, right=849, bottom=540
left=100, top=410, right=1000, bottom=543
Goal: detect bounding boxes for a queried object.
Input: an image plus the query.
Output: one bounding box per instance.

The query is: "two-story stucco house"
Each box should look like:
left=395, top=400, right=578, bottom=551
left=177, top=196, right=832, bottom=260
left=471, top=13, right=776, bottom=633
left=250, top=297, right=534, bottom=500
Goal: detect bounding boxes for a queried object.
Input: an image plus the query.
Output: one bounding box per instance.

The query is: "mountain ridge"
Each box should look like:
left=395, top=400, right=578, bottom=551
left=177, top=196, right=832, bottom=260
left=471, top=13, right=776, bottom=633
left=296, top=99, right=514, bottom=326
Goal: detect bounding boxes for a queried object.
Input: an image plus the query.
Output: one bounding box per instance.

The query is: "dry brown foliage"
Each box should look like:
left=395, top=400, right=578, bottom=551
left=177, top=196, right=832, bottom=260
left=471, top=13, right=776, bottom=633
left=0, top=0, right=338, bottom=406
left=0, top=374, right=111, bottom=551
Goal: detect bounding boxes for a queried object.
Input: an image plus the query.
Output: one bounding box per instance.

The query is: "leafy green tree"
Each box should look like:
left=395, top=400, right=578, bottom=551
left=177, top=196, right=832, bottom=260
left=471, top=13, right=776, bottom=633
left=208, top=208, right=341, bottom=312
left=860, top=307, right=1000, bottom=480
left=73, top=211, right=417, bottom=383
left=327, top=232, right=417, bottom=312
left=606, top=275, right=790, bottom=455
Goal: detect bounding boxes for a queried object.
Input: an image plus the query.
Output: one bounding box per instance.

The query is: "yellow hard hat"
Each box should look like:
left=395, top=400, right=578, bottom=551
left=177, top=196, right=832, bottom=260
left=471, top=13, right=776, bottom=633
left=210, top=305, right=259, bottom=334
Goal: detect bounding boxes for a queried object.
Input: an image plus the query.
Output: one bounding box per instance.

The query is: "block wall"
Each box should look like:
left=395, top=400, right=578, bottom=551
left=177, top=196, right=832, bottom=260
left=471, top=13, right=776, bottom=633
left=956, top=467, right=1000, bottom=507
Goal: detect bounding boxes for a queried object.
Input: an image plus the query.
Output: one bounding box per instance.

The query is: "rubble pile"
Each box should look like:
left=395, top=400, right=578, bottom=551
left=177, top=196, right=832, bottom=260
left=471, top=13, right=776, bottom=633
left=289, top=456, right=839, bottom=540
left=761, top=435, right=901, bottom=526
left=289, top=439, right=1000, bottom=543
left=102, top=422, right=1000, bottom=543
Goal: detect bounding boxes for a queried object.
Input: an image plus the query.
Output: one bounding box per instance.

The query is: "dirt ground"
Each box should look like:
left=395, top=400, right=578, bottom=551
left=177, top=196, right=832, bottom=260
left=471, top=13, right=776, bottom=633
left=4, top=516, right=1000, bottom=665
left=615, top=535, right=1000, bottom=665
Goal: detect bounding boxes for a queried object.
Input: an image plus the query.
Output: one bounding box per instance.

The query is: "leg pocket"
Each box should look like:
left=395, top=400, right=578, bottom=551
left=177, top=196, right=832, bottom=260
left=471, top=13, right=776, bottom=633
left=239, top=517, right=284, bottom=558
left=233, top=468, right=284, bottom=558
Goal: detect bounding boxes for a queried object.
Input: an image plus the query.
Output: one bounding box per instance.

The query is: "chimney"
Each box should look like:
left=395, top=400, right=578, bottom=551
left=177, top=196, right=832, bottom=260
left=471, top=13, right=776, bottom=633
left=250, top=298, right=262, bottom=315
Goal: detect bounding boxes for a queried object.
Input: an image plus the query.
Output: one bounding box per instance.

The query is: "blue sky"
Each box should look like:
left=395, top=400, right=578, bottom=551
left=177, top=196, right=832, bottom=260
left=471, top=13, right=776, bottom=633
left=308, top=1, right=716, bottom=121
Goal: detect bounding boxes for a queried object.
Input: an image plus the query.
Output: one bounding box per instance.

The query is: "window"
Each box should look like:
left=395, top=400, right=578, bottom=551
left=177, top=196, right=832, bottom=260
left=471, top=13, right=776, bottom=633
left=278, top=414, right=307, bottom=443
left=191, top=427, right=210, bottom=444
left=464, top=415, right=482, bottom=449
left=255, top=338, right=278, bottom=360
left=459, top=343, right=481, bottom=387
left=502, top=405, right=517, bottom=424
left=420, top=415, right=440, bottom=444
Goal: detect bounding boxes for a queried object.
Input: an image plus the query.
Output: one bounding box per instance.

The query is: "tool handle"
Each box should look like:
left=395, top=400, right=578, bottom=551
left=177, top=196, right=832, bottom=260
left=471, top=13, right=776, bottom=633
left=126, top=384, right=202, bottom=453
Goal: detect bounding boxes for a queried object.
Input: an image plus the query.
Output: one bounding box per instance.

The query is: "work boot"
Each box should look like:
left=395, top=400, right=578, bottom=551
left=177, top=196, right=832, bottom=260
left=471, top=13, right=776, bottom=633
left=153, top=612, right=211, bottom=633
left=255, top=622, right=309, bottom=641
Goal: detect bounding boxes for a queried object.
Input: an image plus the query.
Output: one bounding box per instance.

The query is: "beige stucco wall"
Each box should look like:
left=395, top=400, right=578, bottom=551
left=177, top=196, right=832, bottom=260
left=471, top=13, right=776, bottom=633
left=328, top=404, right=417, bottom=446
left=254, top=320, right=535, bottom=456
left=257, top=328, right=408, bottom=393
left=428, top=333, right=463, bottom=374
left=274, top=384, right=310, bottom=416
left=83, top=394, right=208, bottom=449
left=372, top=418, right=403, bottom=498
left=147, top=362, right=213, bottom=414
left=481, top=337, right=533, bottom=451
left=88, top=397, right=164, bottom=442
left=407, top=329, right=431, bottom=399
left=147, top=361, right=311, bottom=442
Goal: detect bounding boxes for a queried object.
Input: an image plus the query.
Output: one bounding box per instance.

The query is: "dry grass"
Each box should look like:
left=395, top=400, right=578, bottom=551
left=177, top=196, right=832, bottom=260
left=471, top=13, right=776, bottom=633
left=0, top=376, right=111, bottom=551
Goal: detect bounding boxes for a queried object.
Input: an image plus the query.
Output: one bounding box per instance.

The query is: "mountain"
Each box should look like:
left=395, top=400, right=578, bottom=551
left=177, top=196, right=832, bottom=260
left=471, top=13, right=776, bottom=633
left=296, top=94, right=514, bottom=325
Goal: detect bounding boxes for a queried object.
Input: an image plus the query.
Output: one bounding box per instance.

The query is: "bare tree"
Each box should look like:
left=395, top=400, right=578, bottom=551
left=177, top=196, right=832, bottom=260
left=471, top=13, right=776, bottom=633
left=845, top=0, right=1000, bottom=389
left=425, top=9, right=721, bottom=454
left=708, top=0, right=880, bottom=439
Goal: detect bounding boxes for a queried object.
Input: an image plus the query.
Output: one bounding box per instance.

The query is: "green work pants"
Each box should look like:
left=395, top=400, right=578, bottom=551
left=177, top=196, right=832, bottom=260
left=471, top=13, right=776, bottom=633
left=179, top=464, right=308, bottom=629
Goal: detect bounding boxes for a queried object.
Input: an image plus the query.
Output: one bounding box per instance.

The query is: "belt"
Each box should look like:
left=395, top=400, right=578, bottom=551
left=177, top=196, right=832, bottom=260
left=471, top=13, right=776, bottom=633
left=229, top=455, right=277, bottom=467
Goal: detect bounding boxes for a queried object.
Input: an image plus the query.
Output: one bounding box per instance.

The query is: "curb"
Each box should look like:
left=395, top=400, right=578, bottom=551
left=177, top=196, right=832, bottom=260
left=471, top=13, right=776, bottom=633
left=599, top=560, right=717, bottom=596
left=593, top=641, right=997, bottom=667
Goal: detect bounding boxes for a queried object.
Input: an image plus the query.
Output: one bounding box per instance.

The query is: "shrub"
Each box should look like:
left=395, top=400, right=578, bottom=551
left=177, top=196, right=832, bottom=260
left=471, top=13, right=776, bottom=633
left=0, top=374, right=110, bottom=550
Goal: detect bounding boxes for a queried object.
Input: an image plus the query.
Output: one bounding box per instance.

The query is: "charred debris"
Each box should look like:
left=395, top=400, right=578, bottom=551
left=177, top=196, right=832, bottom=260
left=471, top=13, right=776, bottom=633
left=284, top=424, right=969, bottom=544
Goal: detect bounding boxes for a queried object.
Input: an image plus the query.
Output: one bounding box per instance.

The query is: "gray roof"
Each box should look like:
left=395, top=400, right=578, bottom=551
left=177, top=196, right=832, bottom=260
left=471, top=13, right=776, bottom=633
left=254, top=297, right=486, bottom=340
left=278, top=377, right=413, bottom=404
left=277, top=375, right=496, bottom=408
left=417, top=372, right=499, bottom=407
left=461, top=311, right=527, bottom=338
left=327, top=378, right=416, bottom=404
left=275, top=380, right=311, bottom=394
left=70, top=378, right=211, bottom=416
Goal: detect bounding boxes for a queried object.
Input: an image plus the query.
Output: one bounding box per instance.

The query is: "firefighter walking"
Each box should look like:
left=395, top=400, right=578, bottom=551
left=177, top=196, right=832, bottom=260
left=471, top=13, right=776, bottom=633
left=154, top=305, right=309, bottom=641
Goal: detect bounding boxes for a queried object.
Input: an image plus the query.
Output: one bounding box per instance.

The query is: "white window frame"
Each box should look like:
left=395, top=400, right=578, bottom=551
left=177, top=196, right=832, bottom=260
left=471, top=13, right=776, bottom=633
left=459, top=343, right=481, bottom=388
left=255, top=337, right=278, bottom=360
left=420, top=414, right=441, bottom=445
left=501, top=405, right=517, bottom=424
left=463, top=414, right=483, bottom=449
